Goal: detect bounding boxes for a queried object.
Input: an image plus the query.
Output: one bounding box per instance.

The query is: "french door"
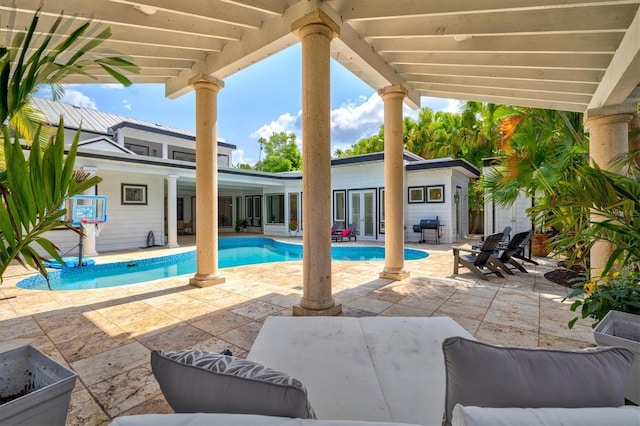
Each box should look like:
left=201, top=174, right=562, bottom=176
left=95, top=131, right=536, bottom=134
left=349, top=190, right=376, bottom=239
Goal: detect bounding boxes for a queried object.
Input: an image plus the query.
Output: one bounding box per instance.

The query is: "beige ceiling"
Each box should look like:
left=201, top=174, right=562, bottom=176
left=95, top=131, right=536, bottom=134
left=2, top=0, right=639, bottom=113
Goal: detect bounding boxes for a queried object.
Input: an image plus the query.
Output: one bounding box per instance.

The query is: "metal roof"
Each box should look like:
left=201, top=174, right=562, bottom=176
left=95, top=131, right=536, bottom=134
left=4, top=1, right=639, bottom=113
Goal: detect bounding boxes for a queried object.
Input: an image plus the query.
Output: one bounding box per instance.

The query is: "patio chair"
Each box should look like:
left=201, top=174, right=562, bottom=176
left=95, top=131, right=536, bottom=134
left=471, top=226, right=511, bottom=250
left=332, top=223, right=357, bottom=242
left=452, top=232, right=505, bottom=280
left=489, top=230, right=533, bottom=275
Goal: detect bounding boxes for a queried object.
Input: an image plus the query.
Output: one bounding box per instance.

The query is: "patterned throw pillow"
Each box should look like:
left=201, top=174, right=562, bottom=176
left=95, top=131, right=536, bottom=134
left=151, top=349, right=316, bottom=419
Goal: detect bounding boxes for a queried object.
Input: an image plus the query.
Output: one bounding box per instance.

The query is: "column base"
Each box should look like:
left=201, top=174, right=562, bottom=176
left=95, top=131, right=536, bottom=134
left=189, top=274, right=225, bottom=288
left=379, top=269, right=410, bottom=281
left=167, top=243, right=180, bottom=249
left=292, top=303, right=342, bottom=316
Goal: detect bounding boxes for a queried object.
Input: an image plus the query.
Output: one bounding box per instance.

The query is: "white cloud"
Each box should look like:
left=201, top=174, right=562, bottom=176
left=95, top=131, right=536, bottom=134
left=99, top=83, right=125, bottom=90
left=232, top=149, right=246, bottom=165
left=122, top=99, right=132, bottom=110
left=445, top=99, right=463, bottom=113
left=250, top=112, right=299, bottom=139
left=59, top=89, right=97, bottom=109
left=330, top=94, right=384, bottom=144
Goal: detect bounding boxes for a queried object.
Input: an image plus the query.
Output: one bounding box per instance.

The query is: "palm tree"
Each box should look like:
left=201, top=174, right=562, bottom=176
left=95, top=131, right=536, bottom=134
left=0, top=8, right=139, bottom=281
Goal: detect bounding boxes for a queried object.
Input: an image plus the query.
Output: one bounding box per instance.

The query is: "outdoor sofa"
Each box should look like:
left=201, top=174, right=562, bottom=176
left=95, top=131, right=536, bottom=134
left=111, top=316, right=639, bottom=426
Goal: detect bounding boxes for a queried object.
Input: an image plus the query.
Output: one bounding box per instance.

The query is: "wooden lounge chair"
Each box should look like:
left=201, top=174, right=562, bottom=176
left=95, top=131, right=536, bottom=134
left=489, top=230, right=533, bottom=275
left=452, top=232, right=505, bottom=280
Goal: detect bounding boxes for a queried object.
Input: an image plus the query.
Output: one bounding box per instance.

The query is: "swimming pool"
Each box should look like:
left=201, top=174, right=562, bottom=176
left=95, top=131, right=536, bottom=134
left=18, top=237, right=428, bottom=290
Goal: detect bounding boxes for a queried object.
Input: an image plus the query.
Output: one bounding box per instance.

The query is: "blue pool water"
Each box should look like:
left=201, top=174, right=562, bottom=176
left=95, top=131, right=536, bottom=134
left=18, top=237, right=428, bottom=291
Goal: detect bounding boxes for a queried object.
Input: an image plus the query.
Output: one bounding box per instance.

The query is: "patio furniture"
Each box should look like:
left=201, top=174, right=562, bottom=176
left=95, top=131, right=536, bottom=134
left=332, top=223, right=356, bottom=242
left=114, top=316, right=640, bottom=425
left=412, top=217, right=442, bottom=244
left=471, top=226, right=511, bottom=250
left=488, top=230, right=533, bottom=275
left=452, top=232, right=505, bottom=280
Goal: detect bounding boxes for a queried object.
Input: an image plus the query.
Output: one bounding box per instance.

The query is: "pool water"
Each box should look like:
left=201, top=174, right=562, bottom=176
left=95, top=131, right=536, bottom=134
left=18, top=237, right=428, bottom=290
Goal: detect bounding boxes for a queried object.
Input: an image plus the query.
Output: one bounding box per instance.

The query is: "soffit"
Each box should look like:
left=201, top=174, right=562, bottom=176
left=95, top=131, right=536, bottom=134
left=2, top=0, right=639, bottom=112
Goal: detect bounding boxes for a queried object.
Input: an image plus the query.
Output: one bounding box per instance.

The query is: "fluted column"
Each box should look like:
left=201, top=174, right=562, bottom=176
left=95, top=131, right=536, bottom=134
left=81, top=166, right=98, bottom=257
left=166, top=174, right=179, bottom=248
left=379, top=85, right=410, bottom=281
left=189, top=75, right=225, bottom=288
left=584, top=103, right=634, bottom=275
left=292, top=10, right=342, bottom=316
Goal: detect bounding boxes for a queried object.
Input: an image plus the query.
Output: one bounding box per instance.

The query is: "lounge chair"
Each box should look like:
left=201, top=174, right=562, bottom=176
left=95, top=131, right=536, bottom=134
left=489, top=230, right=533, bottom=275
left=331, top=222, right=339, bottom=235
left=332, top=223, right=356, bottom=242
left=471, top=226, right=511, bottom=250
left=452, top=232, right=505, bottom=280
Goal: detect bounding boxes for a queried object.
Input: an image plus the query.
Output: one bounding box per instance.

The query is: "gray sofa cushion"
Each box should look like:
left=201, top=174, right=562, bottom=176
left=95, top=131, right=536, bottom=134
left=452, top=404, right=640, bottom=426
left=441, top=337, right=635, bottom=426
left=151, top=349, right=316, bottom=419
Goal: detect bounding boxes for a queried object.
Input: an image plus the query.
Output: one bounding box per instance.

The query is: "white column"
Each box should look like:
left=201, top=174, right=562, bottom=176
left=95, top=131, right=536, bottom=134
left=189, top=74, right=225, bottom=288
left=81, top=166, right=98, bottom=257
left=292, top=10, right=342, bottom=316
left=166, top=174, right=179, bottom=248
left=162, top=143, right=169, bottom=160
left=379, top=85, right=410, bottom=281
left=584, top=103, right=634, bottom=275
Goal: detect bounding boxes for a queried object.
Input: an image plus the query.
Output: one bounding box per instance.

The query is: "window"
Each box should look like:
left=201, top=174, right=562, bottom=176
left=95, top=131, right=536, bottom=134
left=266, top=194, right=285, bottom=224
left=379, top=187, right=385, bottom=234
left=124, top=143, right=149, bottom=156
left=288, top=193, right=299, bottom=230
left=427, top=185, right=445, bottom=203
left=408, top=186, right=425, bottom=203
left=333, top=190, right=346, bottom=230
left=173, top=150, right=196, bottom=162
left=218, top=197, right=232, bottom=227
left=218, top=154, right=229, bottom=167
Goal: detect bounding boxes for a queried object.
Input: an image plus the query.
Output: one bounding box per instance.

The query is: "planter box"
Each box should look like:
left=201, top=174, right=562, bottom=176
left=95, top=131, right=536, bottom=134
left=594, top=311, right=640, bottom=405
left=0, top=345, right=77, bottom=426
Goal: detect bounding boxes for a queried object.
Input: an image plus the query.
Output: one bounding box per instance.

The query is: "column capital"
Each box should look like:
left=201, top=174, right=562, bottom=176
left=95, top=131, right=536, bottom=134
left=584, top=102, right=636, bottom=129
left=379, top=85, right=408, bottom=99
left=165, top=174, right=180, bottom=181
left=188, top=74, right=224, bottom=91
left=292, top=9, right=340, bottom=39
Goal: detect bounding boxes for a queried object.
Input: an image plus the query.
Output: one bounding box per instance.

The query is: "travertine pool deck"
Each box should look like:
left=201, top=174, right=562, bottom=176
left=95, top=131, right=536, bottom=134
left=0, top=235, right=595, bottom=425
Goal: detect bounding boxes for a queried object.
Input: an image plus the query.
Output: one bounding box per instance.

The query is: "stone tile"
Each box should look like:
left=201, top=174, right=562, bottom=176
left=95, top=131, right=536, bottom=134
left=137, top=324, right=213, bottom=351
left=219, top=321, right=263, bottom=351
left=192, top=337, right=245, bottom=356
left=340, top=305, right=377, bottom=317
left=56, top=329, right=131, bottom=363
left=483, top=308, right=539, bottom=333
left=118, top=393, right=173, bottom=417
left=208, top=294, right=254, bottom=309
left=366, top=288, right=407, bottom=304
left=475, top=321, right=539, bottom=347
left=231, top=300, right=285, bottom=320
left=89, top=364, right=162, bottom=418
left=396, top=294, right=445, bottom=314
left=539, top=333, right=596, bottom=350
left=345, top=296, right=393, bottom=314
left=0, top=317, right=43, bottom=342
left=191, top=309, right=253, bottom=335
left=539, top=318, right=596, bottom=344
left=259, top=293, right=301, bottom=308
left=67, top=386, right=110, bottom=426
left=380, top=304, right=432, bottom=317
left=71, top=342, right=150, bottom=386
left=441, top=314, right=481, bottom=336
left=494, top=289, right=540, bottom=306
left=435, top=300, right=489, bottom=321
left=111, top=310, right=182, bottom=337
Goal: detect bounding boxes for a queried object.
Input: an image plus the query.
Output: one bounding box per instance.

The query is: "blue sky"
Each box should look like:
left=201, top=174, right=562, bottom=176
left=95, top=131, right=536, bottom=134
left=44, top=44, right=460, bottom=166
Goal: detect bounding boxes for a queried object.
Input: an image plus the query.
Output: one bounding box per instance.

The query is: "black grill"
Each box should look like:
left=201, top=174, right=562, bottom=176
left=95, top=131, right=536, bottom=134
left=413, top=217, right=441, bottom=244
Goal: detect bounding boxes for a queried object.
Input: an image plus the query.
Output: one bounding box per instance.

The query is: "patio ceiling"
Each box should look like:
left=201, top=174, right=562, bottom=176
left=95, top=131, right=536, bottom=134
left=2, top=1, right=639, bottom=113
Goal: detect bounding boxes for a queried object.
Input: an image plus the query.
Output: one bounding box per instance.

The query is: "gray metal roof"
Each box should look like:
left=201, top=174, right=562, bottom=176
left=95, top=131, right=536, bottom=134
left=32, top=97, right=196, bottom=138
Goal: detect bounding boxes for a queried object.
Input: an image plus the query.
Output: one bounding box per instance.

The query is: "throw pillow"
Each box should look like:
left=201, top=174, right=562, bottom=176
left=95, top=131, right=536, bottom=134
left=340, top=229, right=350, bottom=236
left=441, top=337, right=635, bottom=426
left=151, top=349, right=316, bottom=419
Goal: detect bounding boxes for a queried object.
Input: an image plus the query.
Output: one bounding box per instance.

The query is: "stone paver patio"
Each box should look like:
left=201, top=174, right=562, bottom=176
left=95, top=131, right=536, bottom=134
left=0, top=235, right=595, bottom=425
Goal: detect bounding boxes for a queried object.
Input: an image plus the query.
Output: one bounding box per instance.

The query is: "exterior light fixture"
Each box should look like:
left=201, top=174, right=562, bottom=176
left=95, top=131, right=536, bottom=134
left=133, top=5, right=158, bottom=15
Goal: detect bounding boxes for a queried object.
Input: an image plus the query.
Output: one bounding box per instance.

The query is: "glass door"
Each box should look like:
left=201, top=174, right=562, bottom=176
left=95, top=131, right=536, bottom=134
left=349, top=190, right=376, bottom=239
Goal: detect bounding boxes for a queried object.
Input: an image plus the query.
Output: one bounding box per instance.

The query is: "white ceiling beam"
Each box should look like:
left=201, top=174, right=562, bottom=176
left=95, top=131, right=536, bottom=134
left=414, top=83, right=592, bottom=104
left=417, top=90, right=586, bottom=112
left=318, top=4, right=420, bottom=108
left=165, top=0, right=317, bottom=98
left=372, top=33, right=623, bottom=54
left=357, top=5, right=636, bottom=38
left=384, top=52, right=611, bottom=70
left=108, top=0, right=265, bottom=29
left=588, top=6, right=640, bottom=108
left=0, top=0, right=243, bottom=41
left=219, top=0, right=291, bottom=15
left=331, top=0, right=638, bottom=20
left=408, top=75, right=596, bottom=95
left=396, top=64, right=605, bottom=83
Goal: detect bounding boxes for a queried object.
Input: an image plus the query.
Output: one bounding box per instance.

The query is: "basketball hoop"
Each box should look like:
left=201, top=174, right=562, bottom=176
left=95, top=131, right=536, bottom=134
left=80, top=218, right=106, bottom=237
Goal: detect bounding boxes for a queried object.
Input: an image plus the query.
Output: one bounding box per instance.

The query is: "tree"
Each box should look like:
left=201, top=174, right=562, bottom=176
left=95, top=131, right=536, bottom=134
left=0, top=9, right=138, bottom=280
left=334, top=127, right=385, bottom=157
left=257, top=131, right=302, bottom=172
